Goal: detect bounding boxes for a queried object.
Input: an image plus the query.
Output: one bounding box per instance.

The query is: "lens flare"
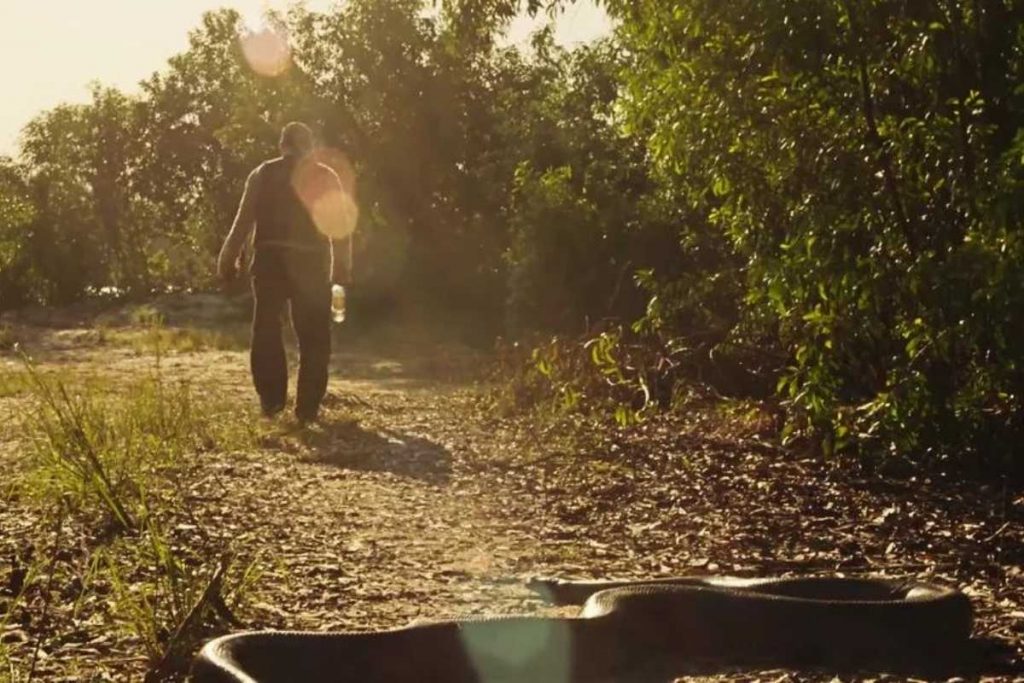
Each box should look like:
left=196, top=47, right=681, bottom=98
left=460, top=618, right=572, bottom=682
left=240, top=24, right=291, bottom=78
left=291, top=148, right=359, bottom=240
left=311, top=147, right=357, bottom=198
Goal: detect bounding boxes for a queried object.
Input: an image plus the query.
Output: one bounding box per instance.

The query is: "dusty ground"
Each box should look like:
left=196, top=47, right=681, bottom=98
left=0, top=296, right=1022, bottom=682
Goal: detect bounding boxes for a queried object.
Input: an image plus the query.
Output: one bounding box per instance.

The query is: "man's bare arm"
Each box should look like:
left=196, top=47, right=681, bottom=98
left=217, top=167, right=261, bottom=279
left=316, top=164, right=356, bottom=284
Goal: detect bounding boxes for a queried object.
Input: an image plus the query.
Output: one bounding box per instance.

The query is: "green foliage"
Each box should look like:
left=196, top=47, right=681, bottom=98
left=495, top=323, right=695, bottom=425
left=503, top=40, right=680, bottom=333
left=1, top=3, right=627, bottom=330
left=104, top=519, right=258, bottom=672
left=11, top=357, right=260, bottom=679
left=21, top=357, right=254, bottom=529
left=0, top=160, right=37, bottom=308
left=6, top=0, right=1024, bottom=474
left=608, top=0, right=1024, bottom=472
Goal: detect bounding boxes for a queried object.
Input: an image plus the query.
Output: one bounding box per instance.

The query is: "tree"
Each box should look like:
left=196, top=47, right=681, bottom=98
left=0, top=158, right=37, bottom=309
left=610, top=0, right=1024, bottom=469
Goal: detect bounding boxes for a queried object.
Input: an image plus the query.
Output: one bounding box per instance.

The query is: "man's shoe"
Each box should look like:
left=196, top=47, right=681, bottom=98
left=261, top=401, right=286, bottom=418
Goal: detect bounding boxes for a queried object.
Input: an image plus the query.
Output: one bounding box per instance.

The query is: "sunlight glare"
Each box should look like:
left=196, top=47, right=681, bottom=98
left=239, top=20, right=291, bottom=77
left=292, top=148, right=359, bottom=240
left=460, top=618, right=571, bottom=682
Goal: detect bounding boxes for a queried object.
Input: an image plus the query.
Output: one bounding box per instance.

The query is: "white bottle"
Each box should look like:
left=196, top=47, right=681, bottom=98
left=331, top=284, right=346, bottom=323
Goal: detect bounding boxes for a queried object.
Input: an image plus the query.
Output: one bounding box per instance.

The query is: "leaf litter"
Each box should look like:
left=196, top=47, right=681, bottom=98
left=0, top=318, right=1020, bottom=681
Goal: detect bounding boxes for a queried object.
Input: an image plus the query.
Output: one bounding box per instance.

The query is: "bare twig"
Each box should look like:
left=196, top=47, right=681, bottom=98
left=211, top=593, right=245, bottom=629
left=982, top=521, right=1011, bottom=544
left=143, top=555, right=231, bottom=683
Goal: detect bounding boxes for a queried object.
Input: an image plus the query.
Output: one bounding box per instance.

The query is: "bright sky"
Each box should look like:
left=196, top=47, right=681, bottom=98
left=0, top=1, right=611, bottom=158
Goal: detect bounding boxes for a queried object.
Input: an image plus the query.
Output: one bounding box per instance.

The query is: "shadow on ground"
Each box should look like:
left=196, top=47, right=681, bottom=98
left=294, top=416, right=453, bottom=485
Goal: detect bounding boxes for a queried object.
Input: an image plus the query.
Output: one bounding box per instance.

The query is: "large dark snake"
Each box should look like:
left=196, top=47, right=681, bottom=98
left=192, top=576, right=972, bottom=682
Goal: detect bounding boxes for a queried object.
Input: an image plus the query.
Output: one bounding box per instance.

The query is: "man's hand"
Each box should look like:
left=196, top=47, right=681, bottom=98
left=218, top=165, right=260, bottom=286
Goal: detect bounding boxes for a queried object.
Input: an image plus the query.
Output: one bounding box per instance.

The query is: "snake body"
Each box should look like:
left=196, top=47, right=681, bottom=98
left=192, top=576, right=972, bottom=682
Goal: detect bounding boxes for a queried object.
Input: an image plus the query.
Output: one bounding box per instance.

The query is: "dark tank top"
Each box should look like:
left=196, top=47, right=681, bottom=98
left=252, top=156, right=331, bottom=281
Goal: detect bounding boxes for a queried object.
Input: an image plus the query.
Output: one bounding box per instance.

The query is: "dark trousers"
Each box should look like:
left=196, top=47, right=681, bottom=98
left=250, top=252, right=331, bottom=420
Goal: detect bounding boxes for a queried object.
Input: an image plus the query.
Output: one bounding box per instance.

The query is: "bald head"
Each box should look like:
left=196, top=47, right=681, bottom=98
left=280, top=122, right=314, bottom=158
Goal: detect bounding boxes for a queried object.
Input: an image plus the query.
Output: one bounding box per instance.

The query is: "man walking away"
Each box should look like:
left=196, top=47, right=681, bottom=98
left=218, top=122, right=350, bottom=423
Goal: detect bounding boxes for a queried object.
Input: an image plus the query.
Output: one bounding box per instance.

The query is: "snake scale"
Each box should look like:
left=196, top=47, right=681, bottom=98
left=192, top=575, right=972, bottom=682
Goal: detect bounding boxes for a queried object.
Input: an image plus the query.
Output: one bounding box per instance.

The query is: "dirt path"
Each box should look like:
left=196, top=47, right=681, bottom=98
left=179, top=362, right=565, bottom=631
left=0, top=316, right=580, bottom=681
left=2, top=305, right=1023, bottom=681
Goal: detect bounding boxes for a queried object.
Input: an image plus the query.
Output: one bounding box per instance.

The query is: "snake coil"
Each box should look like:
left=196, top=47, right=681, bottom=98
left=192, top=575, right=972, bottom=682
